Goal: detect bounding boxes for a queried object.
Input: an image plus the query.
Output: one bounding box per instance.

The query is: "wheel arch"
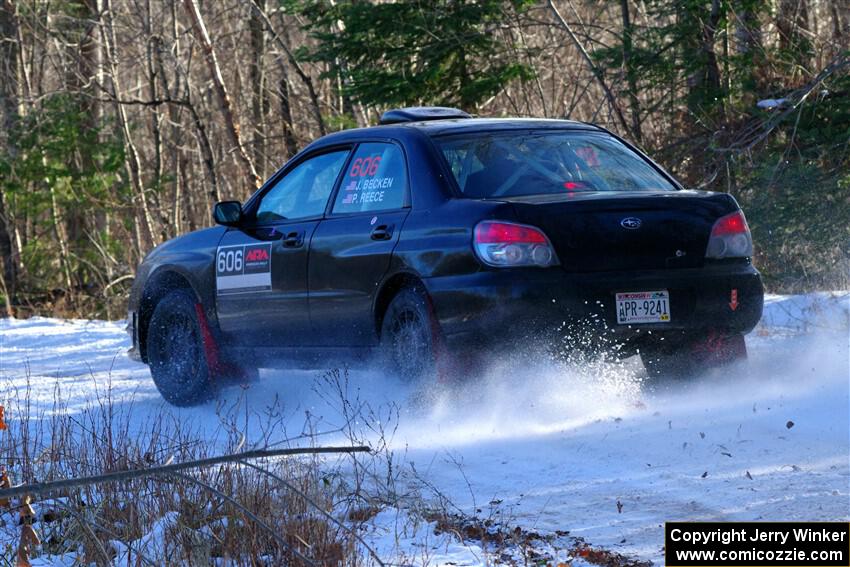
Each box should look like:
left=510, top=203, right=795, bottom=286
left=138, top=268, right=201, bottom=362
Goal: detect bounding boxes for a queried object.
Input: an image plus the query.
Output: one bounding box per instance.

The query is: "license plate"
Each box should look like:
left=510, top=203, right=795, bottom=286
left=615, top=291, right=671, bottom=324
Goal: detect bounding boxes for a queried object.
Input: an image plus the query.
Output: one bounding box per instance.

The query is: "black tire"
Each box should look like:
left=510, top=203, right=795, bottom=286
left=641, top=333, right=747, bottom=380
left=380, top=287, right=438, bottom=382
left=146, top=290, right=214, bottom=406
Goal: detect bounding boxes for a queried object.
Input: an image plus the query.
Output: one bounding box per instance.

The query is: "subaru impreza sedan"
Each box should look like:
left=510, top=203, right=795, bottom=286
left=127, top=107, right=763, bottom=405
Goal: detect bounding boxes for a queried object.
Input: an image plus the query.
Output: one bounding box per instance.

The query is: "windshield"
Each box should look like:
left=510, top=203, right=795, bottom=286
left=437, top=131, right=676, bottom=198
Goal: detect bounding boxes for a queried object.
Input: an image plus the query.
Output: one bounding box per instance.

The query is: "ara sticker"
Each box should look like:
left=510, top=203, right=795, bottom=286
left=216, top=243, right=272, bottom=295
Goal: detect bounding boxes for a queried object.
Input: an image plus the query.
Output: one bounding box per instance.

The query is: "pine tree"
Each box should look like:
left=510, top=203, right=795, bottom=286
left=294, top=0, right=535, bottom=112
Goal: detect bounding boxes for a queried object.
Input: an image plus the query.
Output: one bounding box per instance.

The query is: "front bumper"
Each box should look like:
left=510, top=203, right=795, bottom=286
left=424, top=261, right=763, bottom=351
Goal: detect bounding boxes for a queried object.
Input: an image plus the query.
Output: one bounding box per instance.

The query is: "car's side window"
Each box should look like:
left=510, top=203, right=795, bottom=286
left=255, top=150, right=349, bottom=222
left=331, top=143, right=407, bottom=215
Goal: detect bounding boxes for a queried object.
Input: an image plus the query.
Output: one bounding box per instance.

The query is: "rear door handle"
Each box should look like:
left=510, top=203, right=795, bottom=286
left=283, top=231, right=304, bottom=248
left=370, top=224, right=394, bottom=241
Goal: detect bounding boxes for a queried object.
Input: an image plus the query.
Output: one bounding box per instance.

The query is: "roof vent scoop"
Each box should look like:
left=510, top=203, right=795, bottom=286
left=379, top=106, right=472, bottom=125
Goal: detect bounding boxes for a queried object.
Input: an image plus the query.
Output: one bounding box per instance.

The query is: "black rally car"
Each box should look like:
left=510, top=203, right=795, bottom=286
left=127, top=107, right=763, bottom=405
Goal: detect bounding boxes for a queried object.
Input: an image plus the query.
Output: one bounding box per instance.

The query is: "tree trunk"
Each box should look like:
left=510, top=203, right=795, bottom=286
left=0, top=192, right=16, bottom=316
left=620, top=0, right=642, bottom=144
left=735, top=3, right=764, bottom=98
left=82, top=0, right=100, bottom=264
left=186, top=93, right=221, bottom=205
left=831, top=0, right=849, bottom=48
left=144, top=1, right=170, bottom=242
left=547, top=0, right=631, bottom=135
left=145, top=1, right=163, bottom=192
left=102, top=0, right=156, bottom=257
left=686, top=0, right=724, bottom=118
left=279, top=69, right=299, bottom=160
left=0, top=0, right=19, bottom=314
left=778, top=0, right=812, bottom=75
left=276, top=17, right=300, bottom=158
left=49, top=181, right=74, bottom=293
left=183, top=0, right=261, bottom=193
left=245, top=0, right=327, bottom=136
left=249, top=0, right=269, bottom=179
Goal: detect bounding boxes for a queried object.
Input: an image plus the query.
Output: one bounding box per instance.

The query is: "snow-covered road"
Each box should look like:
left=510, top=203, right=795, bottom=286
left=1, top=293, right=848, bottom=565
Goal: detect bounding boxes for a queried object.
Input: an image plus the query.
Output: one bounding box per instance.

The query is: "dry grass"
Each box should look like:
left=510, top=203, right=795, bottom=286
left=0, top=370, right=385, bottom=566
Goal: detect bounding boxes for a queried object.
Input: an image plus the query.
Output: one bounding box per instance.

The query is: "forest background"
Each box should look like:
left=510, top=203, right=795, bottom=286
left=0, top=0, right=847, bottom=318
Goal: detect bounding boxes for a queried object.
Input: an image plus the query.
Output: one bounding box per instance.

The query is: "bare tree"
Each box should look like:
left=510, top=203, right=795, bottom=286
left=547, top=0, right=631, bottom=135
left=0, top=0, right=19, bottom=314
left=183, top=0, right=260, bottom=193
left=248, top=0, right=270, bottom=178
left=620, top=0, right=642, bottom=143
left=0, top=0, right=846, bottom=316
left=102, top=0, right=156, bottom=255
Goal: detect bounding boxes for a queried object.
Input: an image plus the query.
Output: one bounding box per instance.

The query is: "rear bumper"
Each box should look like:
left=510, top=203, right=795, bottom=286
left=424, top=261, right=763, bottom=351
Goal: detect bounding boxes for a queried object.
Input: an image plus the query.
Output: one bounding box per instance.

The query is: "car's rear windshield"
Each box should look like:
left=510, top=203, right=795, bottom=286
left=436, top=130, right=676, bottom=198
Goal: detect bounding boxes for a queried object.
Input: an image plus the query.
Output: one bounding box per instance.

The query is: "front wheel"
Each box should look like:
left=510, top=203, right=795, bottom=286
left=380, top=287, right=439, bottom=382
left=147, top=290, right=215, bottom=406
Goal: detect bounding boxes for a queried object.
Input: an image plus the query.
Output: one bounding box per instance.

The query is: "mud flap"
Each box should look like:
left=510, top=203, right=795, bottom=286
left=194, top=303, right=257, bottom=383
left=690, top=332, right=747, bottom=368
left=424, top=291, right=484, bottom=384
left=426, top=294, right=452, bottom=384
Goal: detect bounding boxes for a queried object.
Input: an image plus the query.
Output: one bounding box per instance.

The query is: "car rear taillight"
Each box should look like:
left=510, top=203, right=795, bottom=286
left=705, top=210, right=753, bottom=259
left=474, top=221, right=559, bottom=267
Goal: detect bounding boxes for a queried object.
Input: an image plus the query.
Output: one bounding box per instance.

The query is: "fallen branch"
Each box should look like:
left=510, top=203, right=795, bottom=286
left=0, top=445, right=370, bottom=501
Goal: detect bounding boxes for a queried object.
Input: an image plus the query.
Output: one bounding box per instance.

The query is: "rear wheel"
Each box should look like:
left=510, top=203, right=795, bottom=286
left=380, top=287, right=439, bottom=382
left=147, top=290, right=214, bottom=406
left=641, top=333, right=747, bottom=380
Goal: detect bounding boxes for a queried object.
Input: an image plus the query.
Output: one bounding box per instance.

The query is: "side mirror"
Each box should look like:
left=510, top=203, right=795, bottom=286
left=213, top=201, right=242, bottom=226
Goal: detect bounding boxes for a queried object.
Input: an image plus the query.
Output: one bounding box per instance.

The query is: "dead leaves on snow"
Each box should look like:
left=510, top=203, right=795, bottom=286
left=427, top=509, right=651, bottom=567
left=15, top=496, right=41, bottom=567
left=1, top=407, right=43, bottom=567
left=0, top=468, right=10, bottom=510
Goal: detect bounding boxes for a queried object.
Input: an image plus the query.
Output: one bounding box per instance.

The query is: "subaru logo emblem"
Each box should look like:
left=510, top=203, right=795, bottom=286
left=620, top=217, right=642, bottom=229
